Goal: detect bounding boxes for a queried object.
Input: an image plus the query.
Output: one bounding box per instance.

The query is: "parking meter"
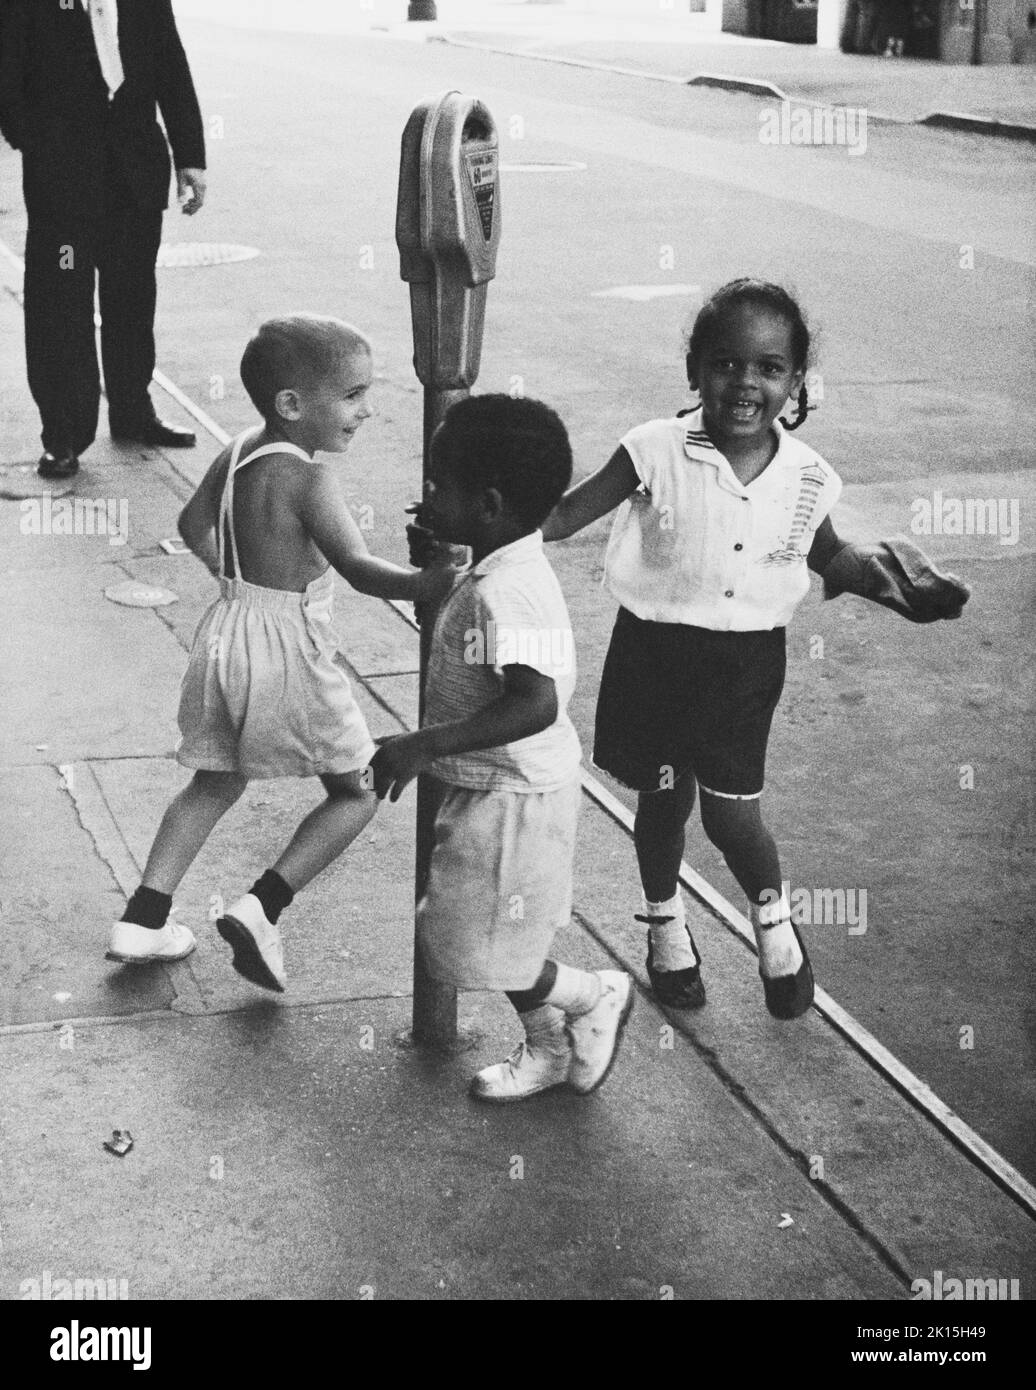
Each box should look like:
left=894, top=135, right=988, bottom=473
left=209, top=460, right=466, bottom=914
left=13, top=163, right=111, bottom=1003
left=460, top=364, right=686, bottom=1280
left=396, top=91, right=501, bottom=390
left=396, top=93, right=502, bottom=1050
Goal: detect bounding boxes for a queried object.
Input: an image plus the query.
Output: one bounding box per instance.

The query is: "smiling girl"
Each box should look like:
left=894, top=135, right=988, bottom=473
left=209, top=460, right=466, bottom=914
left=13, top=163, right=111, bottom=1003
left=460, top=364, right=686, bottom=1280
left=543, top=278, right=966, bottom=1021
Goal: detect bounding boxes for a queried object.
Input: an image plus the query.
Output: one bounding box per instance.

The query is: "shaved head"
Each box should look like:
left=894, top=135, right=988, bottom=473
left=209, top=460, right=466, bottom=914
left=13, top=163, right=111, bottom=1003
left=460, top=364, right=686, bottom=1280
left=240, top=314, right=371, bottom=420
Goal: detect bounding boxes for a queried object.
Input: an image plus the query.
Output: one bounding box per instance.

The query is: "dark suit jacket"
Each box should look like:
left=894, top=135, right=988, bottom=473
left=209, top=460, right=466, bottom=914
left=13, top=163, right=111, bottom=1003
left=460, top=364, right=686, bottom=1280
left=0, top=0, right=205, bottom=216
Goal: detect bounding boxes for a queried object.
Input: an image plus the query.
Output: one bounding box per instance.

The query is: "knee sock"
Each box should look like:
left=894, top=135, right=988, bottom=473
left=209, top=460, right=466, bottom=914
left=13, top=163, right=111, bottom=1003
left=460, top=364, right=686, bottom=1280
left=750, top=889, right=803, bottom=977
left=640, top=891, right=699, bottom=972
left=248, top=869, right=294, bottom=926
left=121, top=886, right=172, bottom=931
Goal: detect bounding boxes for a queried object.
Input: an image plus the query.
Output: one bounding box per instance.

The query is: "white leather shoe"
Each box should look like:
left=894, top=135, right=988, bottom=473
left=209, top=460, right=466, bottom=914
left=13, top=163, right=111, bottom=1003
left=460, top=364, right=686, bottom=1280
left=106, top=918, right=196, bottom=964
left=216, top=893, right=286, bottom=992
left=566, top=971, right=634, bottom=1095
left=469, top=1040, right=572, bottom=1103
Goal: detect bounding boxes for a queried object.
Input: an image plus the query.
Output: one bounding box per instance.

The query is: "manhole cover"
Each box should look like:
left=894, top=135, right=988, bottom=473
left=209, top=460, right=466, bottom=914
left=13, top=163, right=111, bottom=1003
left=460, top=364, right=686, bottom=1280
left=104, top=581, right=179, bottom=608
left=500, top=161, right=587, bottom=173
left=0, top=467, right=76, bottom=503
left=157, top=243, right=260, bottom=268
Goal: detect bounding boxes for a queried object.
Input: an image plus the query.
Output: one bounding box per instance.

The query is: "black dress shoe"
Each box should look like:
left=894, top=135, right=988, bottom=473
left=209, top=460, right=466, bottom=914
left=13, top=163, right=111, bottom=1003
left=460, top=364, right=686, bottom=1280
left=37, top=450, right=79, bottom=479
left=110, top=416, right=196, bottom=448
left=638, top=914, right=707, bottom=1010
left=759, top=919, right=814, bottom=1021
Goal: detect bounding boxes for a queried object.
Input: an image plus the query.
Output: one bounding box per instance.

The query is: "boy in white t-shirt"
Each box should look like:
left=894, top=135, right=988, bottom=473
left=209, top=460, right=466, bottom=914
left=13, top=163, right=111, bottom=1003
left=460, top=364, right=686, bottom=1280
left=372, top=395, right=633, bottom=1103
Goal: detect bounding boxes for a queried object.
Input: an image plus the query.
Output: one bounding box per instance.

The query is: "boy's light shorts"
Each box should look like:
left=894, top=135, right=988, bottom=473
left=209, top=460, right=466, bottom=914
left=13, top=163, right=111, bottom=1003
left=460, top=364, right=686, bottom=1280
left=176, top=574, right=375, bottom=779
left=416, top=776, right=582, bottom=991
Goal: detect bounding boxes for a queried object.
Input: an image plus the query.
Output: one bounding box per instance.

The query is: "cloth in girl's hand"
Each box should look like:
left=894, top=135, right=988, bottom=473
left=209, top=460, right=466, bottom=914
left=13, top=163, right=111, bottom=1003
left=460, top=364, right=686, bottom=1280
left=822, top=535, right=971, bottom=623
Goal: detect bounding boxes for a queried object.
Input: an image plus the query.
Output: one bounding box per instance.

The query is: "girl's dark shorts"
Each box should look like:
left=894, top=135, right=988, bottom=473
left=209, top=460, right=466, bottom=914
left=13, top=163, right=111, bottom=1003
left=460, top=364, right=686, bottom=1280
left=592, top=607, right=786, bottom=798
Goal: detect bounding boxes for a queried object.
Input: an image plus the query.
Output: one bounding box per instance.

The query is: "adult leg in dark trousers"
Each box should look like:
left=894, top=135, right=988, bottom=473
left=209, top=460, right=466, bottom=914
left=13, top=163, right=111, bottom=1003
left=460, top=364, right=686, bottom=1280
left=23, top=211, right=103, bottom=465
left=99, top=164, right=163, bottom=435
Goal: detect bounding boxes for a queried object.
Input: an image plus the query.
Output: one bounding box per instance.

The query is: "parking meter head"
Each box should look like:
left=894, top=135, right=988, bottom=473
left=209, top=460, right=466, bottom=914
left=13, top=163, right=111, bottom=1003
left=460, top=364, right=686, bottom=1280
left=397, top=92, right=502, bottom=390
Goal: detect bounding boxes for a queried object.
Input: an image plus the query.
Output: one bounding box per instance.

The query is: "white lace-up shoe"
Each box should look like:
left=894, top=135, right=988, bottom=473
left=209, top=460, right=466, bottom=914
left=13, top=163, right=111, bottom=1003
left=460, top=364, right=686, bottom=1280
left=566, top=970, right=634, bottom=1095
left=106, top=918, right=196, bottom=964
left=469, top=1039, right=572, bottom=1103
left=216, top=893, right=286, bottom=992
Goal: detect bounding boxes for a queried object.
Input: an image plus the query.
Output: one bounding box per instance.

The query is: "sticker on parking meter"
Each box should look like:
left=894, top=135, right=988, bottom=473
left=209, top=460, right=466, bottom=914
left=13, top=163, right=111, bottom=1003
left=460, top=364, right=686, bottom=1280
left=465, top=150, right=497, bottom=241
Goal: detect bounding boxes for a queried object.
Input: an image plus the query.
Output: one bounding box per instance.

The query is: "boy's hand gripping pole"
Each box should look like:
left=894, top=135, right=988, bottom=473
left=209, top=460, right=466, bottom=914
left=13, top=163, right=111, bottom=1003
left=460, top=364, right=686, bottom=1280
left=396, top=92, right=501, bottom=1048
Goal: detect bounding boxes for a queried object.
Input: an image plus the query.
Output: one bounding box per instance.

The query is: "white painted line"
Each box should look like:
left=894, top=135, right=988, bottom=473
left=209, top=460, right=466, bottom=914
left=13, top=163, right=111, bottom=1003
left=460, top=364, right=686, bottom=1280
left=152, top=369, right=232, bottom=446
left=592, top=283, right=701, bottom=301
left=500, top=161, right=588, bottom=173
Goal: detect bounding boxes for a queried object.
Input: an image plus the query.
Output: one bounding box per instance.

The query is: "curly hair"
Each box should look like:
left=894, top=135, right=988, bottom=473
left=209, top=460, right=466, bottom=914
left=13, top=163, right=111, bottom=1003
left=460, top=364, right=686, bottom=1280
left=431, top=394, right=573, bottom=527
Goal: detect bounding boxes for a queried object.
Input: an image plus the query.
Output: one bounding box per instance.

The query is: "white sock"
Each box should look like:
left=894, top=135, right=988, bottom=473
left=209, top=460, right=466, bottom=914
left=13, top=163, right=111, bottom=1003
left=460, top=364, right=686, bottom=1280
left=518, top=1003, right=568, bottom=1054
left=750, top=891, right=803, bottom=978
left=643, top=892, right=698, bottom=972
left=543, top=962, right=602, bottom=1018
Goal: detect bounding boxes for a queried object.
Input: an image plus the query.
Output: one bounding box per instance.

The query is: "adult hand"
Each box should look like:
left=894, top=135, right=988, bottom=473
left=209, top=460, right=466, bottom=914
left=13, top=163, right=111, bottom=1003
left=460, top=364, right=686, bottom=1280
left=177, top=168, right=207, bottom=215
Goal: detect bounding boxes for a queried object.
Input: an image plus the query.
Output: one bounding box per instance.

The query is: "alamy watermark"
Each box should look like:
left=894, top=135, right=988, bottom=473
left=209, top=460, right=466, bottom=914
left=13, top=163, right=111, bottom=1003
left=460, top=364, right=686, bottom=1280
left=463, top=622, right=574, bottom=675
left=911, top=1270, right=1020, bottom=1301
left=759, top=100, right=867, bottom=157
left=761, top=880, right=868, bottom=935
left=19, top=1269, right=129, bottom=1300
left=49, top=1321, right=150, bottom=1371
left=910, top=493, right=1020, bottom=546
left=19, top=496, right=129, bottom=548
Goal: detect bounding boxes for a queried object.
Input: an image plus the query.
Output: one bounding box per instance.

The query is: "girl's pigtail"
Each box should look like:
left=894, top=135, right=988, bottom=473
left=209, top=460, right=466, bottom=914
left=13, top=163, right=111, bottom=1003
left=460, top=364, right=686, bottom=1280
left=779, top=383, right=810, bottom=432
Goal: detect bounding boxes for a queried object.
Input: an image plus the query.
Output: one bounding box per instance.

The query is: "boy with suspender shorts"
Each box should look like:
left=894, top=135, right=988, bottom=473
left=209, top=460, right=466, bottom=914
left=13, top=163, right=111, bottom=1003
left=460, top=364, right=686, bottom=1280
left=105, top=315, right=454, bottom=990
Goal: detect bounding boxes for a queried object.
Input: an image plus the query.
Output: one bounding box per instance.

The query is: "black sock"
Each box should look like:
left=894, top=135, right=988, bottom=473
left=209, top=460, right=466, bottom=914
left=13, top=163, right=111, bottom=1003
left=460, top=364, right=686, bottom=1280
left=248, top=869, right=294, bottom=925
left=506, top=961, right=558, bottom=1013
left=121, top=886, right=172, bottom=931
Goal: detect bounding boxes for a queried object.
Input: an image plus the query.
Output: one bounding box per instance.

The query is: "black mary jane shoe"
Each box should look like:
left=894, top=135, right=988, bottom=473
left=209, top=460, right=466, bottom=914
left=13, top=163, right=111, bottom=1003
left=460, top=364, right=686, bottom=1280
left=760, top=919, right=814, bottom=1020
left=110, top=415, right=196, bottom=448
left=37, top=450, right=79, bottom=479
left=638, top=915, right=707, bottom=1010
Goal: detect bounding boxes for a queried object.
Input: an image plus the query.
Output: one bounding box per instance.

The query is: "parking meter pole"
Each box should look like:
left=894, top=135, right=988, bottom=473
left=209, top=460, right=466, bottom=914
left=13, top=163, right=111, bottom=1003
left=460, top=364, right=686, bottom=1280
left=397, top=91, right=502, bottom=1049
left=413, top=385, right=468, bottom=1047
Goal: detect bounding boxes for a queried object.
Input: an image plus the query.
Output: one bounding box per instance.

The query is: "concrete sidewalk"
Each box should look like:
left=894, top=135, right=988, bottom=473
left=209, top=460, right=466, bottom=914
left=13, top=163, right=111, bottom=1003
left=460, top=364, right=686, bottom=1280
left=1, top=259, right=1034, bottom=1299
left=429, top=4, right=1036, bottom=131
left=171, top=0, right=1036, bottom=132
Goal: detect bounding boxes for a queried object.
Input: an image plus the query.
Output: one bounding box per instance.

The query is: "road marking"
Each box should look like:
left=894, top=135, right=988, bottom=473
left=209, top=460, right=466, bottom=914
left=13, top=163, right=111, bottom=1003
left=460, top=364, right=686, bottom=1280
left=500, top=161, right=587, bottom=173
left=2, top=227, right=1034, bottom=1225
left=592, top=283, right=701, bottom=301
left=156, top=242, right=260, bottom=268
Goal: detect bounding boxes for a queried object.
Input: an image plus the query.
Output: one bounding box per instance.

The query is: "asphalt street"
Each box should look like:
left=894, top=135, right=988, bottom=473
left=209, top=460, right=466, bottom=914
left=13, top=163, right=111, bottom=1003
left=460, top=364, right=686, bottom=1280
left=0, top=7, right=1033, bottom=1310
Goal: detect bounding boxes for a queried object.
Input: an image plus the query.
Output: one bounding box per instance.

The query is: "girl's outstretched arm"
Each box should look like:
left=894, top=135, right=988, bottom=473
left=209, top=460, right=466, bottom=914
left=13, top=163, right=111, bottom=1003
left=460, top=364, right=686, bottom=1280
left=808, top=515, right=970, bottom=622
left=541, top=445, right=639, bottom=541
left=807, top=515, right=843, bottom=574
